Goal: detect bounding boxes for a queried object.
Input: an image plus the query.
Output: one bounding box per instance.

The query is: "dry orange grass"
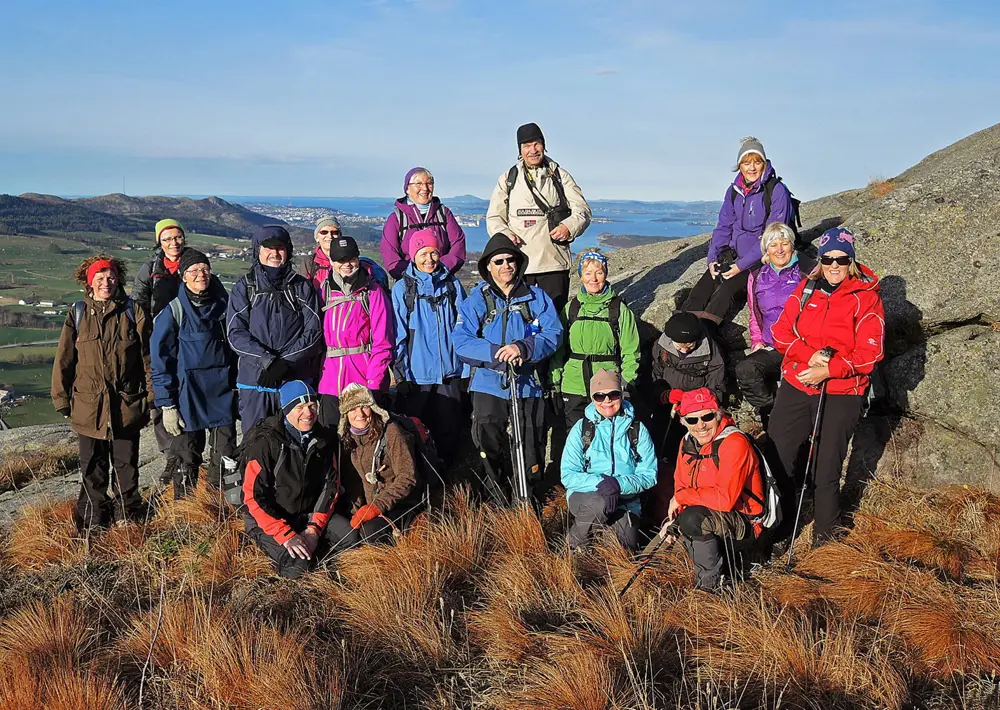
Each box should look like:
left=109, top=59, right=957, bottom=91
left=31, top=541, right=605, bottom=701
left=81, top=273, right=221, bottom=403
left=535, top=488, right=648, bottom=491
left=0, top=597, right=95, bottom=669
left=491, top=644, right=624, bottom=710
left=2, top=499, right=84, bottom=571
left=0, top=655, right=126, bottom=710
left=868, top=176, right=896, bottom=197
left=0, top=444, right=79, bottom=493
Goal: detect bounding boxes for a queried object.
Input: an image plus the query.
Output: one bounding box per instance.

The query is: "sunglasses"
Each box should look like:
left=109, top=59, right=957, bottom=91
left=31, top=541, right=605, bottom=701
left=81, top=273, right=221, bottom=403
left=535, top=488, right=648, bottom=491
left=318, top=230, right=341, bottom=237
left=820, top=255, right=852, bottom=266
left=592, top=390, right=622, bottom=403
left=491, top=257, right=517, bottom=266
left=683, top=412, right=718, bottom=425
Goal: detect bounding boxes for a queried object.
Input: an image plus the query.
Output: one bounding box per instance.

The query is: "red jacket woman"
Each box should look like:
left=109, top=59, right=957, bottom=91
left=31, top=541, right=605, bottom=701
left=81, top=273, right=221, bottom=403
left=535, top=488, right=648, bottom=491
left=767, top=227, right=885, bottom=547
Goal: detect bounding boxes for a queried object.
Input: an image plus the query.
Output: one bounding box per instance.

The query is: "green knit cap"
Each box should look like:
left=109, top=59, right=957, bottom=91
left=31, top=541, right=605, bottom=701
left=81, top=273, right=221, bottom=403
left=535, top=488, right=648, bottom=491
left=154, top=218, right=186, bottom=245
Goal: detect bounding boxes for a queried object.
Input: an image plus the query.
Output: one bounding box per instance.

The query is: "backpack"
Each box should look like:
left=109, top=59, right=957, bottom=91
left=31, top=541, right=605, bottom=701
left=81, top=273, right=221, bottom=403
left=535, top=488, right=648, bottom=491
left=402, top=273, right=458, bottom=322
left=72, top=299, right=135, bottom=341
left=393, top=202, right=449, bottom=243
left=683, top=426, right=781, bottom=529
left=373, top=415, right=446, bottom=489
left=244, top=267, right=299, bottom=309
left=566, top=295, right=623, bottom=386
left=360, top=257, right=389, bottom=291
left=729, top=174, right=803, bottom=245
left=478, top=284, right=535, bottom=336
left=579, top=416, right=643, bottom=472
left=503, top=160, right=570, bottom=221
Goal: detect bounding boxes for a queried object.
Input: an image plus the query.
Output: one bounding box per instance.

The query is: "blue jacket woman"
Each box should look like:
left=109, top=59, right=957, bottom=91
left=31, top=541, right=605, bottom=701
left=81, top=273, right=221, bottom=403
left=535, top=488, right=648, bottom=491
left=561, top=372, right=656, bottom=551
left=151, top=250, right=238, bottom=496
left=390, top=230, right=469, bottom=466
left=453, top=233, right=563, bottom=503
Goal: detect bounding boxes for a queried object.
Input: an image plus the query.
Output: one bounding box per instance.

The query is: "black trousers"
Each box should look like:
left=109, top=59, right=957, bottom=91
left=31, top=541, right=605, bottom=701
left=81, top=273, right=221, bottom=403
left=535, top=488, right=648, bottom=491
left=471, top=391, right=545, bottom=504
left=237, top=388, right=280, bottom=436
left=735, top=348, right=784, bottom=412
left=168, top=424, right=237, bottom=489
left=318, top=393, right=341, bottom=431
left=397, top=379, right=463, bottom=467
left=75, top=435, right=142, bottom=531
left=525, top=270, right=570, bottom=313
left=567, top=492, right=639, bottom=551
left=550, top=392, right=589, bottom=473
left=682, top=267, right=753, bottom=324
left=767, top=383, right=864, bottom=543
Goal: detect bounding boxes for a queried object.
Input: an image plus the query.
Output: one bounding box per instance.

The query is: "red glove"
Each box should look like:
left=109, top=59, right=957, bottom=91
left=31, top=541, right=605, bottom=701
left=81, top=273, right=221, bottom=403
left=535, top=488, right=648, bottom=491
left=350, top=503, right=382, bottom=529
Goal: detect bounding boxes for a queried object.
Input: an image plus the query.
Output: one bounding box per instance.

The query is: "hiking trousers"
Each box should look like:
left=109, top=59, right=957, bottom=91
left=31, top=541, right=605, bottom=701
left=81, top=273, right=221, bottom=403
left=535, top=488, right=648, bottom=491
left=768, top=383, right=864, bottom=544
left=677, top=504, right=752, bottom=590
left=397, top=379, right=463, bottom=467
left=567, top=491, right=639, bottom=551
left=525, top=270, right=570, bottom=314
left=169, top=423, right=237, bottom=493
left=75, top=434, right=143, bottom=531
left=683, top=267, right=753, bottom=324
left=245, top=515, right=361, bottom=579
left=735, top=347, right=784, bottom=412
left=237, top=387, right=280, bottom=436
left=471, top=391, right=545, bottom=504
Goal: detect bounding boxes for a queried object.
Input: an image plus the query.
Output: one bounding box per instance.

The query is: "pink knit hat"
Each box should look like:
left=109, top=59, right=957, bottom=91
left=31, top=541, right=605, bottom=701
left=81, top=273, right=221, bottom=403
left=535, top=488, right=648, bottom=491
left=407, top=228, right=441, bottom=261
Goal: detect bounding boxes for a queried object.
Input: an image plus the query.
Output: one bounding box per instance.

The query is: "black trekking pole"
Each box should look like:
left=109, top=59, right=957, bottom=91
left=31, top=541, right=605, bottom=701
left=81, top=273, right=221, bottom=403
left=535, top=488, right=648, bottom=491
left=507, top=363, right=531, bottom=506
left=785, top=381, right=828, bottom=570
left=619, top=523, right=680, bottom=599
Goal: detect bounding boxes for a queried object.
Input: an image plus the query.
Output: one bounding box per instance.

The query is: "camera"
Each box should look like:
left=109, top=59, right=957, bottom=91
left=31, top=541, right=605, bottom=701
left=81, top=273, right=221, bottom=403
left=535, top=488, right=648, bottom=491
left=547, top=205, right=572, bottom=234
left=714, top=247, right=738, bottom=280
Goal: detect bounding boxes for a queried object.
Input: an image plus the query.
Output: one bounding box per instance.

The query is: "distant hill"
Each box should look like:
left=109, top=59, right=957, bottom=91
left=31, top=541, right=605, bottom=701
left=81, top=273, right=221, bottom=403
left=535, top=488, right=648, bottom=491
left=4, top=193, right=310, bottom=242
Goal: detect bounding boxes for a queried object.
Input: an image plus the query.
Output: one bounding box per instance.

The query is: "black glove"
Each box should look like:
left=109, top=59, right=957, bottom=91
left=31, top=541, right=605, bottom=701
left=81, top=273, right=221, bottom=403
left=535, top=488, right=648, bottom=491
left=57, top=406, right=71, bottom=418
left=596, top=475, right=621, bottom=517
left=257, top=358, right=291, bottom=389
left=395, top=380, right=415, bottom=398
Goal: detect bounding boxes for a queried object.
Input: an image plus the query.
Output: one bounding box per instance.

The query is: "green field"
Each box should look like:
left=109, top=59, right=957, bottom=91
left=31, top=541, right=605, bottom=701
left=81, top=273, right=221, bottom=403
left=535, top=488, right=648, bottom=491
left=0, top=355, right=59, bottom=427
left=0, top=327, right=59, bottom=345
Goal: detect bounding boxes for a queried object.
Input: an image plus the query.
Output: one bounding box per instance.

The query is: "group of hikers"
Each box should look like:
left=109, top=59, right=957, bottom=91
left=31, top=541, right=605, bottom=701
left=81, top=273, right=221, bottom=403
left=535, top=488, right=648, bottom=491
left=51, top=127, right=885, bottom=590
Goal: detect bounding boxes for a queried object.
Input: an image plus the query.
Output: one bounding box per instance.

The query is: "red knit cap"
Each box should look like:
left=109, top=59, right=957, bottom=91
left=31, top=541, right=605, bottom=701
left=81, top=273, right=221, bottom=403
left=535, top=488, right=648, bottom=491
left=407, top=228, right=441, bottom=261
left=86, top=259, right=116, bottom=286
left=669, top=387, right=720, bottom=416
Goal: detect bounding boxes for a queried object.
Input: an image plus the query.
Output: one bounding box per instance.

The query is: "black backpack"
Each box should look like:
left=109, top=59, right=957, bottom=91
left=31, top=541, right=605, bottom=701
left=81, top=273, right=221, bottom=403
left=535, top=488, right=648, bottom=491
left=566, top=295, right=623, bottom=386
left=402, top=274, right=458, bottom=322
left=682, top=426, right=781, bottom=529
left=579, top=416, right=643, bottom=473
left=372, top=415, right=446, bottom=489
left=729, top=174, right=803, bottom=246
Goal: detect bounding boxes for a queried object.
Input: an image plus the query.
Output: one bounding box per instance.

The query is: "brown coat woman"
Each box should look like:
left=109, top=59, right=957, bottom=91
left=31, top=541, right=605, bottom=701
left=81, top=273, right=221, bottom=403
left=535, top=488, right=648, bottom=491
left=51, top=255, right=152, bottom=531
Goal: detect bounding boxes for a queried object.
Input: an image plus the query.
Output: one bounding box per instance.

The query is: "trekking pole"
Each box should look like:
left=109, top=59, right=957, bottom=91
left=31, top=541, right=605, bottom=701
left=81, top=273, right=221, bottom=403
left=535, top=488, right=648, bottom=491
left=785, top=381, right=828, bottom=570
left=619, top=523, right=680, bottom=599
left=507, top=363, right=531, bottom=506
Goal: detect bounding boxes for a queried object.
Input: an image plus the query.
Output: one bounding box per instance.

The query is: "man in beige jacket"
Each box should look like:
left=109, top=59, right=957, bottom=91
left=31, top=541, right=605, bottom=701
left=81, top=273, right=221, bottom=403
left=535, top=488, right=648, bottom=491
left=486, top=122, right=591, bottom=312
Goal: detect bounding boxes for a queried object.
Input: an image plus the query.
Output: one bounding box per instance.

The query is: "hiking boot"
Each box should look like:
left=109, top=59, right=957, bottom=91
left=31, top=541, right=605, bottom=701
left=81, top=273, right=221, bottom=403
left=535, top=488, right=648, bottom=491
left=159, top=456, right=178, bottom=485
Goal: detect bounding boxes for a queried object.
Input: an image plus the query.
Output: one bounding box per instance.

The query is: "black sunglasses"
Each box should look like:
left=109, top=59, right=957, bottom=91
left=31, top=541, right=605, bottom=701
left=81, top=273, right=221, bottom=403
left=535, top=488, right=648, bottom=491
left=491, top=256, right=518, bottom=266
left=683, top=412, right=718, bottom=425
left=820, top=255, right=852, bottom=266
left=592, top=390, right=622, bottom=403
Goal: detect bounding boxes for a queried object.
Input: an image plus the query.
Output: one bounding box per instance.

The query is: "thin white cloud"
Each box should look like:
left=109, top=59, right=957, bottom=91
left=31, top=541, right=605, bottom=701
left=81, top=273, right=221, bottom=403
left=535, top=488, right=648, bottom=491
left=592, top=67, right=621, bottom=76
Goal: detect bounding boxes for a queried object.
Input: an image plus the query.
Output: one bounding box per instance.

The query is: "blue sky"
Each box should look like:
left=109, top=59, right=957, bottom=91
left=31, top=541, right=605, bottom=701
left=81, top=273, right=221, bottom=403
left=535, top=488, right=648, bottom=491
left=2, top=0, right=998, bottom=201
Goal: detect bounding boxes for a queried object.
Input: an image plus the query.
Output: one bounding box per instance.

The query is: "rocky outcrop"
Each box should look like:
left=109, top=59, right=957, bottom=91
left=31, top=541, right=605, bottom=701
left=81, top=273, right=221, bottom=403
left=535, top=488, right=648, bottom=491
left=608, top=122, right=1000, bottom=490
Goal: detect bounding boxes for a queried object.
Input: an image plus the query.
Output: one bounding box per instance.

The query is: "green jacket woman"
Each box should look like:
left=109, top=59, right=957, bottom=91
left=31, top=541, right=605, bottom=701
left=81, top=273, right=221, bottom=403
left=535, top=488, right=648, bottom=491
left=550, top=251, right=641, bottom=448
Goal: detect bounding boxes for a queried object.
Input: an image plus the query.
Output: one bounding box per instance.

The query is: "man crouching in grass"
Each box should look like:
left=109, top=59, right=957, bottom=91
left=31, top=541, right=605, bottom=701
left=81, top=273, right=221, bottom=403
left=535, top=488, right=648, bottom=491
left=240, top=380, right=341, bottom=578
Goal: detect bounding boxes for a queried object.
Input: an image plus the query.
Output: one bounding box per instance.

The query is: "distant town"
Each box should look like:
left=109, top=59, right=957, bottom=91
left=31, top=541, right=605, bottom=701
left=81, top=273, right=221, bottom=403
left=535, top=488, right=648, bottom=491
left=242, top=202, right=485, bottom=229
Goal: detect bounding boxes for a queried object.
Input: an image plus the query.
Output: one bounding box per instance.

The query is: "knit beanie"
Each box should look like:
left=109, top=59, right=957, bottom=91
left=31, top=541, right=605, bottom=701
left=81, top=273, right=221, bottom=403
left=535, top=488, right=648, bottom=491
left=279, top=380, right=318, bottom=415
left=516, top=122, right=545, bottom=149
left=403, top=167, right=430, bottom=192
left=337, top=383, right=390, bottom=437
left=315, top=216, right=341, bottom=237
left=178, top=248, right=210, bottom=276
left=669, top=387, right=720, bottom=416
left=589, top=369, right=623, bottom=397
left=407, top=228, right=441, bottom=261
left=155, top=218, right=185, bottom=246
left=817, top=227, right=857, bottom=261
left=664, top=312, right=703, bottom=343
left=737, top=136, right=766, bottom=164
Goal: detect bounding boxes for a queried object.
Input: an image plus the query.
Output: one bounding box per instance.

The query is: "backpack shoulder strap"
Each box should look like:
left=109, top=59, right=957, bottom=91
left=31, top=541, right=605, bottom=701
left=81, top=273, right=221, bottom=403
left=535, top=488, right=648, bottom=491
left=403, top=274, right=418, bottom=319
left=762, top=175, right=781, bottom=224
left=627, top=419, right=642, bottom=463
left=608, top=296, right=622, bottom=362
left=445, top=277, right=458, bottom=318
left=394, top=204, right=409, bottom=242
left=567, top=297, right=583, bottom=328
left=169, top=298, right=183, bottom=328
left=504, top=165, right=519, bottom=220
left=72, top=301, right=85, bottom=338
left=244, top=270, right=258, bottom=303
left=580, top=418, right=596, bottom=470
left=799, top=279, right=818, bottom=310
left=709, top=426, right=744, bottom=468
left=548, top=161, right=569, bottom=210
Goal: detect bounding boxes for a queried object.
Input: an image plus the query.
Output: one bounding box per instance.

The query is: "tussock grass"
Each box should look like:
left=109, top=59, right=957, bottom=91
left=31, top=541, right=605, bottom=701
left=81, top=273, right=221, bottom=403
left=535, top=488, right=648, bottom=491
left=1, top=473, right=999, bottom=708
left=0, top=444, right=79, bottom=493
left=868, top=176, right=896, bottom=197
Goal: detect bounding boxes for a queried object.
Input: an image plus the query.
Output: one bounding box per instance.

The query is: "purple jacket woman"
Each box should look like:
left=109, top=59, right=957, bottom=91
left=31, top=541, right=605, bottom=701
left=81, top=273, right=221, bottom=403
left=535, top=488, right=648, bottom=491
left=746, top=258, right=806, bottom=349
left=380, top=167, right=467, bottom=280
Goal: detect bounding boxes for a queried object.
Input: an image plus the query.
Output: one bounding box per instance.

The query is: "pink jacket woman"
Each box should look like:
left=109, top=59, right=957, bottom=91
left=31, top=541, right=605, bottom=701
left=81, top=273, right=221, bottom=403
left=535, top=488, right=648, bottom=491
left=317, top=261, right=394, bottom=396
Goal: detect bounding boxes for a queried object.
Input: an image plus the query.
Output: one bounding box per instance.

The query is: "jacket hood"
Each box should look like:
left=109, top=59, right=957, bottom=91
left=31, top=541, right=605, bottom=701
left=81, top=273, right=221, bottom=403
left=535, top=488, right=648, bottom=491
left=584, top=399, right=637, bottom=424
left=250, top=225, right=294, bottom=265
left=836, top=263, right=881, bottom=296
left=477, top=233, right=529, bottom=283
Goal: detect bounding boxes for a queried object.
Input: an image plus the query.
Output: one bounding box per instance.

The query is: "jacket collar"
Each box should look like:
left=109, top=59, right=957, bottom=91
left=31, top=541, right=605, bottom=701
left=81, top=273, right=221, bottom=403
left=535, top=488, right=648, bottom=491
left=584, top=399, right=636, bottom=425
